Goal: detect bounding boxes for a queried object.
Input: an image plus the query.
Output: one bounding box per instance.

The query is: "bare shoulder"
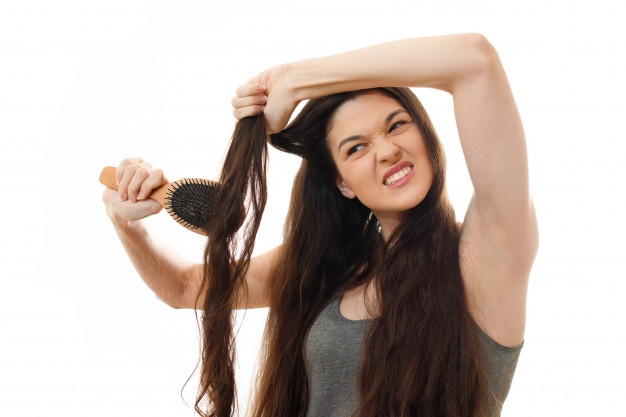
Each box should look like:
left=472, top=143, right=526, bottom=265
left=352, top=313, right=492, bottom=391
left=460, top=196, right=539, bottom=347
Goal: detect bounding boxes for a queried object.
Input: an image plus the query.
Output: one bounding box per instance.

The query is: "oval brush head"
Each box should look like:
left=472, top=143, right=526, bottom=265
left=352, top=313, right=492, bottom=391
left=99, top=166, right=219, bottom=236
left=164, top=177, right=218, bottom=235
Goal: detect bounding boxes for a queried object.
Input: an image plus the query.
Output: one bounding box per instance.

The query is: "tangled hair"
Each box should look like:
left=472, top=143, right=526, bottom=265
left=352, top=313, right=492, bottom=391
left=194, top=116, right=268, bottom=416
left=196, top=88, right=488, bottom=417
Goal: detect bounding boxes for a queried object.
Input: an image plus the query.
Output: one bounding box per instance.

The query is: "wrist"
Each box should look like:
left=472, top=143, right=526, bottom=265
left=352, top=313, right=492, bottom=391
left=289, top=55, right=363, bottom=102
left=109, top=213, right=143, bottom=235
left=112, top=219, right=152, bottom=253
left=289, top=58, right=332, bottom=102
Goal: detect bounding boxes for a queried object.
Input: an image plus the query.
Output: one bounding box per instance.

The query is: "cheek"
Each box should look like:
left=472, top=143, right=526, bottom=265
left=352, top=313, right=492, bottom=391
left=343, top=159, right=377, bottom=188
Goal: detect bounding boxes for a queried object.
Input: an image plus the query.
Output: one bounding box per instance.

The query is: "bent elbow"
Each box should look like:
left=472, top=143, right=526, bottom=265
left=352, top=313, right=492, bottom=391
left=466, top=33, right=501, bottom=71
left=451, top=33, right=501, bottom=84
left=156, top=293, right=182, bottom=309
left=156, top=290, right=195, bottom=310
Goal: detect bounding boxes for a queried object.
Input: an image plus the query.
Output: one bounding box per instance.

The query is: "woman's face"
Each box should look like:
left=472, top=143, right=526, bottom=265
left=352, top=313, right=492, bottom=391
left=327, top=91, right=434, bottom=228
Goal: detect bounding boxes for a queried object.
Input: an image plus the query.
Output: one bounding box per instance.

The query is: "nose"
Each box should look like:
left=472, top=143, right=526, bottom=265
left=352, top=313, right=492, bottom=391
left=376, top=136, right=401, bottom=163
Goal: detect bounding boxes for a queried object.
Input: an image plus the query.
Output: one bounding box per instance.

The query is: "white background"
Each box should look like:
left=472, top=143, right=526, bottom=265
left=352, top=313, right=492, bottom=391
left=1, top=0, right=625, bottom=416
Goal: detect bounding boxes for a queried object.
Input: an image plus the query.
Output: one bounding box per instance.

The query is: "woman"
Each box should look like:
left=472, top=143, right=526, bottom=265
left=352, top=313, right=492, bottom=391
left=103, top=33, right=538, bottom=417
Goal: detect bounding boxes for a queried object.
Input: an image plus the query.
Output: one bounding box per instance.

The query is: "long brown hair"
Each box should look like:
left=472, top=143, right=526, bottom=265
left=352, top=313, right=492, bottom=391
left=197, top=88, right=487, bottom=417
left=195, top=116, right=268, bottom=416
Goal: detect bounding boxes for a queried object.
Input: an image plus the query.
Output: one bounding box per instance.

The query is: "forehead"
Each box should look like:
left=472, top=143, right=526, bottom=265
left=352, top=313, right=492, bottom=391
left=327, top=91, right=404, bottom=142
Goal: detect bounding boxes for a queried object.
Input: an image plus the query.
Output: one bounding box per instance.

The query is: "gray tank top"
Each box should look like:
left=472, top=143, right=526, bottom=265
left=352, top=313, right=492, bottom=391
left=304, top=296, right=523, bottom=417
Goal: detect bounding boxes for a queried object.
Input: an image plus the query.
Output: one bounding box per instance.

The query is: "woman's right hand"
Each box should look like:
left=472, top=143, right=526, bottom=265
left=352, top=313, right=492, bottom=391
left=102, top=157, right=166, bottom=225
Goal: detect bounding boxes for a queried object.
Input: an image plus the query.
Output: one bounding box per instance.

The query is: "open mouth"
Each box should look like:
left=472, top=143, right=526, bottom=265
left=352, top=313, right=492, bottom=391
left=384, top=166, right=413, bottom=186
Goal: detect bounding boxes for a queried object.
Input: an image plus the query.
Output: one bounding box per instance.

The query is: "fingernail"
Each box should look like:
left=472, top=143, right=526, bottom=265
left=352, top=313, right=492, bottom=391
left=119, top=192, right=126, bottom=201
left=257, top=84, right=266, bottom=91
left=137, top=191, right=144, bottom=200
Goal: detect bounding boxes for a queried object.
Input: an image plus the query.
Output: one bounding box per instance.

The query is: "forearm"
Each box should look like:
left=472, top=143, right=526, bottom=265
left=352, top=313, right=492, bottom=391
left=289, top=32, right=531, bottom=228
left=111, top=217, right=200, bottom=309
left=290, top=33, right=528, bottom=212
left=289, top=33, right=492, bottom=100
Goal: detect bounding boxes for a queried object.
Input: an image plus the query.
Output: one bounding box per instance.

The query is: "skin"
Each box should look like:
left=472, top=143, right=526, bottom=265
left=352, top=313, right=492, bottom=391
left=103, top=33, right=538, bottom=348
left=327, top=91, right=434, bottom=239
left=325, top=91, right=437, bottom=322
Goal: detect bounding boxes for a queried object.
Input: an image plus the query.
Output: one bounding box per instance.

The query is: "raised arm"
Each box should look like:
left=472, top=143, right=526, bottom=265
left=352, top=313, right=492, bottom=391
left=234, top=33, right=538, bottom=344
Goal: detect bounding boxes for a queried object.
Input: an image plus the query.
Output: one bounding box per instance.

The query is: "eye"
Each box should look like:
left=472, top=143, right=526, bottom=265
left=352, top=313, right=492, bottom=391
left=347, top=144, right=366, bottom=156
left=388, top=120, right=413, bottom=135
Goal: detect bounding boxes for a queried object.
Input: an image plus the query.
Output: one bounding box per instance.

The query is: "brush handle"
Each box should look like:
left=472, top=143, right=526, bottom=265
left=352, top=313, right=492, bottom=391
left=99, top=166, right=170, bottom=207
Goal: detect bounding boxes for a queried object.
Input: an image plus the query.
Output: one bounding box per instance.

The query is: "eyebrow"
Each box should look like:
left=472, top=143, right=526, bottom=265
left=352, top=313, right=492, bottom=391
left=336, top=109, right=408, bottom=152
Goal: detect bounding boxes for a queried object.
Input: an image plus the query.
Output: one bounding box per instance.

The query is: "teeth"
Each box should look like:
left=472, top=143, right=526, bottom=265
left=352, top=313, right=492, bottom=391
left=385, top=167, right=412, bottom=186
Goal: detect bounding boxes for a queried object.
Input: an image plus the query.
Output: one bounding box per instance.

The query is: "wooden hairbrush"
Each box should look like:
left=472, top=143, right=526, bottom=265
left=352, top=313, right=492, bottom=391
left=99, top=166, right=219, bottom=236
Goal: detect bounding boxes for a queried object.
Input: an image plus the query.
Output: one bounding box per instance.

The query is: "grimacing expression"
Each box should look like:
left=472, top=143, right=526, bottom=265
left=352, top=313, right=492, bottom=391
left=327, top=91, right=434, bottom=225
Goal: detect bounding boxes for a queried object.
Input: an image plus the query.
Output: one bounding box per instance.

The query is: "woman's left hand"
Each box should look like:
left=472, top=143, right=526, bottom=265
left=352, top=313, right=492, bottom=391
left=231, top=64, right=300, bottom=134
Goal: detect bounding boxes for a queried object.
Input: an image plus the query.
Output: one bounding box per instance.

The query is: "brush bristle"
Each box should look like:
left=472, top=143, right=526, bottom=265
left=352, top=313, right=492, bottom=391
left=164, top=178, right=219, bottom=233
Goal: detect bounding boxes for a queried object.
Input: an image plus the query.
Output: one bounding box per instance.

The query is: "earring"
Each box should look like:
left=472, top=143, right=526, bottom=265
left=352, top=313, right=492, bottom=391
left=366, top=211, right=382, bottom=234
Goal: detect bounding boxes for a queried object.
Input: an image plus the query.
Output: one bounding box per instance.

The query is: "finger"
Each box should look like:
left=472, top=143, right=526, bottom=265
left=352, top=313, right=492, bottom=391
left=126, top=167, right=151, bottom=203
left=231, top=94, right=267, bottom=109
left=233, top=105, right=266, bottom=120
left=131, top=198, right=163, bottom=219
left=117, top=164, right=138, bottom=201
left=102, top=186, right=119, bottom=206
left=116, top=157, right=145, bottom=185
left=103, top=187, right=162, bottom=223
left=137, top=169, right=166, bottom=201
left=235, top=83, right=265, bottom=98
